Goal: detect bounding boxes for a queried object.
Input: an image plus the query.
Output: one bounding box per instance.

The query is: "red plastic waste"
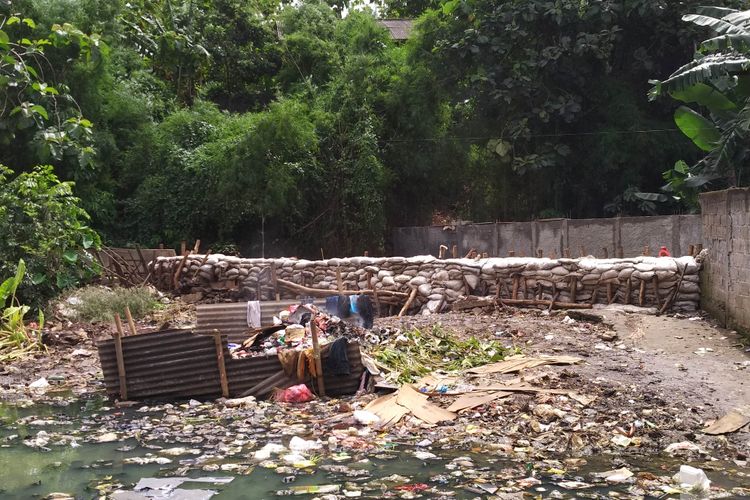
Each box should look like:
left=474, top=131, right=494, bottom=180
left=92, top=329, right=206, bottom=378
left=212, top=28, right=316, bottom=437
left=658, top=246, right=671, bottom=257
left=273, top=384, right=315, bottom=403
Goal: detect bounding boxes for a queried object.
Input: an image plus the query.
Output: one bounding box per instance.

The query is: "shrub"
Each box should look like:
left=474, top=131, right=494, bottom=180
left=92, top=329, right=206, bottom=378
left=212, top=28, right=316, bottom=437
left=68, top=286, right=160, bottom=323
left=0, top=165, right=101, bottom=309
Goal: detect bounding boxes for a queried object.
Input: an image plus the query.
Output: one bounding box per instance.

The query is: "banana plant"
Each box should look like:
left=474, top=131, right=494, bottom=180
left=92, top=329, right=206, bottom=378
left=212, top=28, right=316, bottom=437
left=649, top=6, right=750, bottom=192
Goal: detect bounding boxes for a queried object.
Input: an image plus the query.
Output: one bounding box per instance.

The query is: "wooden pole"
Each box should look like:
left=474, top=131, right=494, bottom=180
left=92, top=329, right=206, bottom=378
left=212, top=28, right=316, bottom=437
left=320, top=248, right=325, bottom=260
left=451, top=245, right=458, bottom=258
left=570, top=276, right=578, bottom=303
left=364, top=250, right=369, bottom=257
left=310, top=318, right=325, bottom=397
left=213, top=331, right=229, bottom=398
left=606, top=282, right=613, bottom=304
left=508, top=250, right=516, bottom=257
left=688, top=244, right=695, bottom=257
left=124, top=307, right=137, bottom=336
left=564, top=248, right=570, bottom=258
left=192, top=239, right=201, bottom=254
left=602, top=247, right=609, bottom=259
left=536, top=249, right=543, bottom=258
left=624, top=278, right=631, bottom=305
left=271, top=262, right=280, bottom=301
left=113, top=314, right=128, bottom=401
left=639, top=279, right=646, bottom=306
left=579, top=246, right=586, bottom=258
left=652, top=275, right=660, bottom=308
left=135, top=245, right=149, bottom=277
left=180, top=240, right=187, bottom=255
left=439, top=245, right=447, bottom=259
left=192, top=250, right=212, bottom=280
left=276, top=277, right=408, bottom=298
left=398, top=287, right=419, bottom=317
left=512, top=276, right=519, bottom=300
left=173, top=251, right=190, bottom=290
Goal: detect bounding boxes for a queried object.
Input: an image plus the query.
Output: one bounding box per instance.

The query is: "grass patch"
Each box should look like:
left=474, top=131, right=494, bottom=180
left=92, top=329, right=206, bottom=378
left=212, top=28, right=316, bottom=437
left=370, top=325, right=519, bottom=384
left=69, top=286, right=161, bottom=323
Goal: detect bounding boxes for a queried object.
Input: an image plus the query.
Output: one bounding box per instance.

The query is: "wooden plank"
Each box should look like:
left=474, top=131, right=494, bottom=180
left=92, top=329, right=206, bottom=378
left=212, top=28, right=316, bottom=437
left=113, top=314, right=128, bottom=400
left=213, top=332, right=229, bottom=398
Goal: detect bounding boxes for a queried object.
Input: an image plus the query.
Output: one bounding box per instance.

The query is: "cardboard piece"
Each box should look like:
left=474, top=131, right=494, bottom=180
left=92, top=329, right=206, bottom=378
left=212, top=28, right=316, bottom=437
left=446, top=391, right=511, bottom=412
left=467, top=354, right=582, bottom=375
left=365, top=385, right=456, bottom=427
left=396, top=384, right=456, bottom=424
left=703, top=406, right=750, bottom=435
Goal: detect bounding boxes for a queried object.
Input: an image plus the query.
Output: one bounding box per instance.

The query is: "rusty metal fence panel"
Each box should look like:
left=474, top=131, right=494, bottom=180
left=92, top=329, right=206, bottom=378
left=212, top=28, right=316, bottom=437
left=98, top=328, right=363, bottom=400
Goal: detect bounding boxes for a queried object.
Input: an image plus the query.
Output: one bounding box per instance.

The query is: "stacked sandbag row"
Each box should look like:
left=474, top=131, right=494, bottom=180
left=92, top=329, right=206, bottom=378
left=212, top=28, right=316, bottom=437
left=150, top=252, right=706, bottom=313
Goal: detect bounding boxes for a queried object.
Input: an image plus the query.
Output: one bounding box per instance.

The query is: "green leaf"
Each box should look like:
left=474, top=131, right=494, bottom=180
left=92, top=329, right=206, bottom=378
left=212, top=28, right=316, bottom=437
left=62, top=249, right=78, bottom=263
left=442, top=0, right=460, bottom=15
left=674, top=106, right=721, bottom=151
left=699, top=34, right=750, bottom=54
left=13, top=259, right=26, bottom=290
left=31, top=273, right=46, bottom=285
left=0, top=277, right=14, bottom=303
left=682, top=14, right=746, bottom=35
left=82, top=234, right=94, bottom=249
left=22, top=18, right=36, bottom=29
left=6, top=16, right=20, bottom=26
left=671, top=83, right=736, bottom=111
left=31, top=105, right=49, bottom=120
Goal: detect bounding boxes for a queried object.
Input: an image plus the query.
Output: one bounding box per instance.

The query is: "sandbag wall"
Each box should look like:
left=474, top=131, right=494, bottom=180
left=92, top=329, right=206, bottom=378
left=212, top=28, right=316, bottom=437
left=151, top=253, right=705, bottom=313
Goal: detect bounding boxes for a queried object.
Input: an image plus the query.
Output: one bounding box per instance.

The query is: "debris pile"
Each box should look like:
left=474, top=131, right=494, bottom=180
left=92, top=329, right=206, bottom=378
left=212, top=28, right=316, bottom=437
left=151, top=252, right=706, bottom=313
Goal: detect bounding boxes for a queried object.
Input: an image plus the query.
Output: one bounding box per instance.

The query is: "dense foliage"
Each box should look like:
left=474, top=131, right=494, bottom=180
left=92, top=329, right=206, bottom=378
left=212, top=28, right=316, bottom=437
left=1, top=0, right=742, bottom=261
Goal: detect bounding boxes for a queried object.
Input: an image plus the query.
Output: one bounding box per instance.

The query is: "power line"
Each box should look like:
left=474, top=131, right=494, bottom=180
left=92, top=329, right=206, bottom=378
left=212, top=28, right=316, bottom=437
left=381, top=127, right=703, bottom=143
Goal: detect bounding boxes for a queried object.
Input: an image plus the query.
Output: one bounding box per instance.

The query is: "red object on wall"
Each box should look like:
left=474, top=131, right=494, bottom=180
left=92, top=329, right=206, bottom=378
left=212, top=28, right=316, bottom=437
left=658, top=246, right=671, bottom=257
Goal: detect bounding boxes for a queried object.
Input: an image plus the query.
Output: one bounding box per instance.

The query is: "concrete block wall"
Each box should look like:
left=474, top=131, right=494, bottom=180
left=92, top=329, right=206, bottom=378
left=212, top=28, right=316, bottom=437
left=700, top=188, right=750, bottom=331
left=393, top=215, right=702, bottom=260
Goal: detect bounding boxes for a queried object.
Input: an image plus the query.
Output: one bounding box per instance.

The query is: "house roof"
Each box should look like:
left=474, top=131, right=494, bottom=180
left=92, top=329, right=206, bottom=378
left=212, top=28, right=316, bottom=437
left=378, top=19, right=413, bottom=41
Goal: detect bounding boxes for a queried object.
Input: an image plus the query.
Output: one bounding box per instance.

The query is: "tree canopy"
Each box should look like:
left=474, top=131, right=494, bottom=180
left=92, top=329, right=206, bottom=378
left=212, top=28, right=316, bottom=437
left=1, top=0, right=742, bottom=261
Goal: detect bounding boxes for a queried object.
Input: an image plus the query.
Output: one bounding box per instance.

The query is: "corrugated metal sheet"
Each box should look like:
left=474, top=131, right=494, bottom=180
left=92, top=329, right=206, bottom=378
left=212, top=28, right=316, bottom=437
left=195, top=300, right=326, bottom=343
left=97, top=328, right=364, bottom=400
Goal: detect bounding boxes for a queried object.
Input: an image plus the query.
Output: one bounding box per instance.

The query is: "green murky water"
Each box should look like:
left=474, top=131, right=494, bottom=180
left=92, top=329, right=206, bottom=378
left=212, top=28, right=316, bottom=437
left=1, top=398, right=748, bottom=499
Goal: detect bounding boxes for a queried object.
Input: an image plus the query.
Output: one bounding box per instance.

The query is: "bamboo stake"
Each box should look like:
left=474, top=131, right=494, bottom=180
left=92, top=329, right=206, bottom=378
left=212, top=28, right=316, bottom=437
left=192, top=239, right=201, bottom=254
left=271, top=262, right=280, bottom=301
left=172, top=251, right=190, bottom=290
left=606, top=282, right=613, bottom=304
left=570, top=276, right=578, bottom=303
left=398, top=287, right=419, bottom=317
left=213, top=331, right=229, bottom=398
left=508, top=250, right=516, bottom=257
left=310, top=318, right=325, bottom=397
left=512, top=276, right=519, bottom=300
left=602, top=247, right=609, bottom=259
left=652, top=275, right=660, bottom=308
left=124, top=307, right=137, bottom=336
left=564, top=248, right=570, bottom=258
left=451, top=245, right=458, bottom=258
left=639, top=279, right=646, bottom=306
left=624, top=278, right=632, bottom=305
left=277, top=277, right=408, bottom=298
left=438, top=245, right=447, bottom=259
left=113, top=314, right=128, bottom=400
left=192, top=250, right=212, bottom=280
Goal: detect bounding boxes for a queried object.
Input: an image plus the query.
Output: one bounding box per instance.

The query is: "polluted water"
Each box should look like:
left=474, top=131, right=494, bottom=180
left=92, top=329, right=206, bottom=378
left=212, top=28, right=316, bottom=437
left=1, top=393, right=749, bottom=499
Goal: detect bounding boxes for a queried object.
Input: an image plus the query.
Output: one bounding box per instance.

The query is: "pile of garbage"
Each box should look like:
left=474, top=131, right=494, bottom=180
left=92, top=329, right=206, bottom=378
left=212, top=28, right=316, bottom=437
left=229, top=296, right=373, bottom=359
